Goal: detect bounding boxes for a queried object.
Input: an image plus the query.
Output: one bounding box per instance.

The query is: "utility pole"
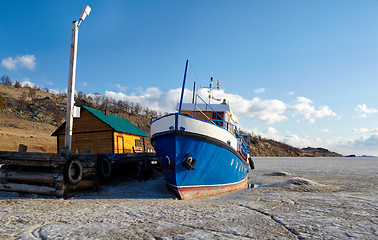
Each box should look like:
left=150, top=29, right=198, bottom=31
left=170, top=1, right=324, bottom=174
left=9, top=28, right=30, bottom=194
left=64, top=5, right=91, bottom=153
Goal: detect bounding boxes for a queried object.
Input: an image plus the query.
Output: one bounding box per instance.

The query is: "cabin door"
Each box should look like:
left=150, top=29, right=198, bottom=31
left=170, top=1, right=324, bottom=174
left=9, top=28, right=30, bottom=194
left=117, top=136, right=124, bottom=153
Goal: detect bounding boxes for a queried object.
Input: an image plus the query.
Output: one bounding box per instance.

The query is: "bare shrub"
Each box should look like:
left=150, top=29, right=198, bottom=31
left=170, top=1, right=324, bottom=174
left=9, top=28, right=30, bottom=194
left=0, top=94, right=7, bottom=110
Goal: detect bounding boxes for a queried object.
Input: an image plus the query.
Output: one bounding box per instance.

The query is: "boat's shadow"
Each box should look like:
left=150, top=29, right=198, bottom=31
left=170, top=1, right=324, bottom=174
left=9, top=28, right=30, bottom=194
left=78, top=175, right=177, bottom=200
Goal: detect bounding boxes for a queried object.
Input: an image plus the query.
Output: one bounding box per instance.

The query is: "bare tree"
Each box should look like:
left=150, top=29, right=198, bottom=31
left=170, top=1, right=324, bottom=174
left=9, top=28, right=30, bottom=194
left=134, top=102, right=142, bottom=114
left=100, top=95, right=110, bottom=111
left=150, top=110, right=157, bottom=117
left=129, top=102, right=135, bottom=113
left=14, top=81, right=22, bottom=89
left=116, top=100, right=124, bottom=111
left=143, top=107, right=151, bottom=116
left=93, top=93, right=101, bottom=104
left=77, top=91, right=85, bottom=99
left=1, top=75, right=12, bottom=86
left=124, top=100, right=131, bottom=112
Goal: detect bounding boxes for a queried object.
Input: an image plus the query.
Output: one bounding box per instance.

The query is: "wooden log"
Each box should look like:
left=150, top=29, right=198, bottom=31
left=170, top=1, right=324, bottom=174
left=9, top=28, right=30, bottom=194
left=82, top=168, right=96, bottom=178
left=62, top=180, right=96, bottom=190
left=0, top=151, right=66, bottom=167
left=0, top=160, right=64, bottom=168
left=1, top=171, right=64, bottom=183
left=0, top=151, right=65, bottom=161
left=0, top=183, right=64, bottom=197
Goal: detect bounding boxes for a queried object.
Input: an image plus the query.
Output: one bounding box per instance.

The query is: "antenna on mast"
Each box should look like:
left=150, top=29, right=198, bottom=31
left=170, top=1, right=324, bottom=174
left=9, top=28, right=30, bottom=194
left=201, top=76, right=221, bottom=104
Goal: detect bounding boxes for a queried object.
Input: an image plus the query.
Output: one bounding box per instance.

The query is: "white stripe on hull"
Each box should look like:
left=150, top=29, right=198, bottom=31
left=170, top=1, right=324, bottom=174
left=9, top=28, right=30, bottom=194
left=151, top=114, right=237, bottom=150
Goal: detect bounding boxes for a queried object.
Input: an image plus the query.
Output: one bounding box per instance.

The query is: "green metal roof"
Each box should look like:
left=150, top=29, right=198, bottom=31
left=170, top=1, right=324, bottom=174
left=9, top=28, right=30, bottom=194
left=82, top=106, right=149, bottom=137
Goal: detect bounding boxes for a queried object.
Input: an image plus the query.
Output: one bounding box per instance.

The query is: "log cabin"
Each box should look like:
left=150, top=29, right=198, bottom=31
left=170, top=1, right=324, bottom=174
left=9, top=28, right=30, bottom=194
left=52, top=106, right=149, bottom=154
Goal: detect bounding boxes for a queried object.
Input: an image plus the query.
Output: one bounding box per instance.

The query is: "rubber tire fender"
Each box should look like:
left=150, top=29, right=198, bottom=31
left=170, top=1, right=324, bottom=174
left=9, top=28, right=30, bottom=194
left=166, top=156, right=174, bottom=169
left=98, top=157, right=112, bottom=180
left=248, top=157, right=255, bottom=170
left=64, top=158, right=83, bottom=186
left=183, top=153, right=196, bottom=170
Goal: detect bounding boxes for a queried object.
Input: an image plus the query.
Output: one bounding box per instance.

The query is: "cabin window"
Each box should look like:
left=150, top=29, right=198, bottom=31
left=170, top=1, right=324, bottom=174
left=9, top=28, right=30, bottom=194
left=135, top=139, right=143, bottom=148
left=134, top=139, right=143, bottom=153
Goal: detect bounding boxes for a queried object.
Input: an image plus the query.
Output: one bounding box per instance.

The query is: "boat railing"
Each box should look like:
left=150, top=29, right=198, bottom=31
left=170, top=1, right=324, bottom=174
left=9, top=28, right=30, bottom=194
left=192, top=94, right=223, bottom=125
left=206, top=118, right=237, bottom=135
left=237, top=134, right=250, bottom=160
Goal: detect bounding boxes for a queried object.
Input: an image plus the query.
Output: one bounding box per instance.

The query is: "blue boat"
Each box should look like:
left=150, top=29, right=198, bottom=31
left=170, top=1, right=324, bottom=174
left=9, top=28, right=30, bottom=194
left=151, top=60, right=253, bottom=199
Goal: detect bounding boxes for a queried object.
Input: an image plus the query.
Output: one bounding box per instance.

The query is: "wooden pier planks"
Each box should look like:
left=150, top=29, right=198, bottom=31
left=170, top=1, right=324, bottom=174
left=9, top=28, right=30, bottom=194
left=0, top=183, right=65, bottom=197
left=0, top=151, right=157, bottom=198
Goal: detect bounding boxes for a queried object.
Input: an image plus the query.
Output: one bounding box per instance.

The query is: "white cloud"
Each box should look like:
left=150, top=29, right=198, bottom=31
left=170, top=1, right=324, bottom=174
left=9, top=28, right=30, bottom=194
left=288, top=91, right=295, bottom=95
left=104, top=87, right=344, bottom=126
left=115, top=84, right=127, bottom=92
left=353, top=128, right=368, bottom=133
left=82, top=82, right=88, bottom=87
left=244, top=126, right=324, bottom=149
left=21, top=78, right=38, bottom=88
left=1, top=57, right=17, bottom=70
left=49, top=88, right=65, bottom=95
left=104, top=87, right=183, bottom=113
left=289, top=97, right=336, bottom=123
left=353, top=104, right=378, bottom=118
left=248, top=97, right=287, bottom=124
left=103, top=86, right=288, bottom=124
left=352, top=134, right=378, bottom=149
left=245, top=126, right=378, bottom=156
left=1, top=55, right=36, bottom=71
left=353, top=104, right=378, bottom=114
left=352, top=114, right=367, bottom=119
left=265, top=127, right=278, bottom=135
left=45, top=81, right=54, bottom=86
left=321, top=129, right=330, bottom=133
left=253, top=88, right=265, bottom=94
left=102, top=87, right=340, bottom=127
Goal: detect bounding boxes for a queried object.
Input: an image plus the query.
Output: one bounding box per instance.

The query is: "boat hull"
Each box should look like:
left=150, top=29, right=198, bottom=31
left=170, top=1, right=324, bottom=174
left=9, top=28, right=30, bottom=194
left=152, top=121, right=249, bottom=200
left=167, top=177, right=248, bottom=200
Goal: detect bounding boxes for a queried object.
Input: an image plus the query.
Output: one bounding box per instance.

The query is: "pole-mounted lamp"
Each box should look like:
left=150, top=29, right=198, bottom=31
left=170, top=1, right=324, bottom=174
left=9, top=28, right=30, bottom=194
left=64, top=5, right=91, bottom=154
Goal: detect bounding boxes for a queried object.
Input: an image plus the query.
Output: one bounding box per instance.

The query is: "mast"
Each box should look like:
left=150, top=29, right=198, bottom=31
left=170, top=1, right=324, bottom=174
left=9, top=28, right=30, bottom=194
left=192, top=81, right=196, bottom=103
left=178, top=59, right=189, bottom=114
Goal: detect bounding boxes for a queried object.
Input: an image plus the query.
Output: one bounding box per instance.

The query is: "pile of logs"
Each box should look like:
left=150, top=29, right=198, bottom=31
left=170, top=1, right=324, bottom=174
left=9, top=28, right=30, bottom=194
left=0, top=150, right=158, bottom=198
left=0, top=152, right=99, bottom=198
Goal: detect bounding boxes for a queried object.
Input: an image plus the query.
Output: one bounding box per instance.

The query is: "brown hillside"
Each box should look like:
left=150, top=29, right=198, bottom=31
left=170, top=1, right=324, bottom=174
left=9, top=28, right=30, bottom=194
left=0, top=84, right=153, bottom=153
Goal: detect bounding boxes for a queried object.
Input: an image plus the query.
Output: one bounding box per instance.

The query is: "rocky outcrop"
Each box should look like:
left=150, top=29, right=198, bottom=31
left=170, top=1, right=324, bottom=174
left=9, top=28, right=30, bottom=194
left=301, top=147, right=343, bottom=157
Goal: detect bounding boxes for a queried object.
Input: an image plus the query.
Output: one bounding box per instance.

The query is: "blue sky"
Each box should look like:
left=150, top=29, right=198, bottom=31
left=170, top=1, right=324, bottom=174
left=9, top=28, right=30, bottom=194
left=1, top=1, right=378, bottom=156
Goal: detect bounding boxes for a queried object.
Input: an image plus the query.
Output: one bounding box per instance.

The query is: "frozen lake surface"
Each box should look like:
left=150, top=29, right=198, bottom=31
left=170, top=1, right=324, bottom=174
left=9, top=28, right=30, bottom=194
left=0, top=157, right=377, bottom=239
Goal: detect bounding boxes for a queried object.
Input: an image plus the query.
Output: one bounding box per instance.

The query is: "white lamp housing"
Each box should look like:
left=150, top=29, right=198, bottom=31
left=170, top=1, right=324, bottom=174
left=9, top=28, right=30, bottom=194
left=79, top=5, right=91, bottom=22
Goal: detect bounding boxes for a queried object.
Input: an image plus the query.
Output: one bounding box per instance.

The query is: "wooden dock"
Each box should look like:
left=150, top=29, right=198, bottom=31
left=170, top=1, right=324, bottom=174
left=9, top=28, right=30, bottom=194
left=0, top=151, right=157, bottom=198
